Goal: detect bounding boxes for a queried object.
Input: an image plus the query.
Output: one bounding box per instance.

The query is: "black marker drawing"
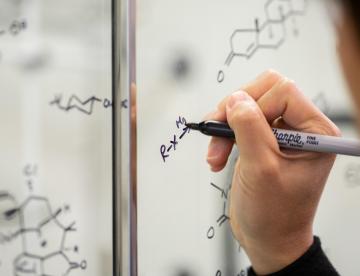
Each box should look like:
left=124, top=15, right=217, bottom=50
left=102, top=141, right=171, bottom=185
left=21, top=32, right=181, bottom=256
left=50, top=94, right=112, bottom=115
left=0, top=165, right=87, bottom=276
left=206, top=182, right=230, bottom=240
left=160, top=116, right=190, bottom=162
left=217, top=202, right=230, bottom=227
left=121, top=99, right=129, bottom=109
left=207, top=226, right=215, bottom=239
left=210, top=183, right=228, bottom=199
left=218, top=0, right=308, bottom=82
left=225, top=0, right=307, bottom=66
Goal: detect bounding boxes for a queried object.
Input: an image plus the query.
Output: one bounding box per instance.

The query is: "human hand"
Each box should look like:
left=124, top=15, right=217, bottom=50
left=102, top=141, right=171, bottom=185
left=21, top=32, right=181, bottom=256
left=206, top=70, right=340, bottom=275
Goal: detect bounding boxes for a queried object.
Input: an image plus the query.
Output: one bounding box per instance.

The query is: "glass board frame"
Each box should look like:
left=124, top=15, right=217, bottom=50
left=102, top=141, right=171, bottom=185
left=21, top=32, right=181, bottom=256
left=114, top=0, right=137, bottom=275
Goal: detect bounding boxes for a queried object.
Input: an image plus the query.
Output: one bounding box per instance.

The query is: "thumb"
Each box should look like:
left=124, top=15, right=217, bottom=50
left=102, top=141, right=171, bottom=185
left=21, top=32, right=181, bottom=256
left=226, top=91, right=279, bottom=162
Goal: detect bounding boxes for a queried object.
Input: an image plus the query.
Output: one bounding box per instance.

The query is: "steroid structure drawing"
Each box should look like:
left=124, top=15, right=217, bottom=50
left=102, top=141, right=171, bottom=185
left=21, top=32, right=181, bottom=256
left=218, top=0, right=308, bottom=83
left=0, top=165, right=87, bottom=276
left=225, top=0, right=308, bottom=66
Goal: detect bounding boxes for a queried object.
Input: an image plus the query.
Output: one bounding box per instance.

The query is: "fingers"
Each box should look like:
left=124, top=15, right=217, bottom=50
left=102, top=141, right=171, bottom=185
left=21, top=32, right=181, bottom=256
left=205, top=109, right=234, bottom=172
left=216, top=70, right=283, bottom=113
left=207, top=70, right=283, bottom=171
left=207, top=137, right=234, bottom=172
left=226, top=91, right=279, bottom=162
left=206, top=70, right=340, bottom=171
left=241, top=69, right=284, bottom=100
left=257, top=78, right=341, bottom=136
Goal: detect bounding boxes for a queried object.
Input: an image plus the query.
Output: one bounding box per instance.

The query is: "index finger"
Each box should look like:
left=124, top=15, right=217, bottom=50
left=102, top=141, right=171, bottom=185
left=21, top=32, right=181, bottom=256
left=214, top=70, right=284, bottom=119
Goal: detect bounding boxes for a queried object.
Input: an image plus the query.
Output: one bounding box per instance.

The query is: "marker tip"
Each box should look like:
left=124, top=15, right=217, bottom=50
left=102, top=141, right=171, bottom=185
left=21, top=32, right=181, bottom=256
left=185, top=123, right=200, bottom=130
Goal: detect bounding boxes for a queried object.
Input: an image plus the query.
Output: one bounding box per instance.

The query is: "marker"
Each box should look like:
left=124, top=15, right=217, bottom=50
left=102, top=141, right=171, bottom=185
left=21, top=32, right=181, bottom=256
left=185, top=121, right=360, bottom=157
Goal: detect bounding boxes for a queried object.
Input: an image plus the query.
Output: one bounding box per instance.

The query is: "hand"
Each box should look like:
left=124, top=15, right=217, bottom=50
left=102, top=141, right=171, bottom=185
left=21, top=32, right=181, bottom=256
left=206, top=70, right=340, bottom=275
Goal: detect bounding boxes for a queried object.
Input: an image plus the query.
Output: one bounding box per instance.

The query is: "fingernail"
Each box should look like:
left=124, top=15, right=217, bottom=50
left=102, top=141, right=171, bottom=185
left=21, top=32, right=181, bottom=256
left=227, top=91, right=251, bottom=111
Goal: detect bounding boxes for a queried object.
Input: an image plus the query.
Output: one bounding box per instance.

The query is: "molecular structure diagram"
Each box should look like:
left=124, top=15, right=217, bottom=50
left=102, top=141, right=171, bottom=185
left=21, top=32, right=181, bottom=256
left=218, top=0, right=308, bottom=83
left=0, top=164, right=87, bottom=276
left=206, top=182, right=230, bottom=240
left=208, top=182, right=248, bottom=276
left=50, top=94, right=113, bottom=115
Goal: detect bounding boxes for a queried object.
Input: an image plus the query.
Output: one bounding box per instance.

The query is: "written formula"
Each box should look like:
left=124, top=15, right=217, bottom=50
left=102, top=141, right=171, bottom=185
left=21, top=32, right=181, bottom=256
left=160, top=116, right=190, bottom=162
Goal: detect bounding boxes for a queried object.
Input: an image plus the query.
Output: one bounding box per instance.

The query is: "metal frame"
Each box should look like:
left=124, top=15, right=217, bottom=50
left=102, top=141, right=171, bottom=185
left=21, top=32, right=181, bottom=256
left=113, top=0, right=137, bottom=275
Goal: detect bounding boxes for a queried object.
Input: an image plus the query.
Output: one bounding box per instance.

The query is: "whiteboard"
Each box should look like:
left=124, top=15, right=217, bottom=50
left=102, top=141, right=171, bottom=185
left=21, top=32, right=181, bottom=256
left=0, top=0, right=113, bottom=275
left=137, top=0, right=358, bottom=275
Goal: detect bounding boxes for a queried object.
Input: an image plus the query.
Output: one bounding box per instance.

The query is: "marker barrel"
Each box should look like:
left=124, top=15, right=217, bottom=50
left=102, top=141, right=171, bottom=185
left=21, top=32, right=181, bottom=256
left=196, top=121, right=360, bottom=157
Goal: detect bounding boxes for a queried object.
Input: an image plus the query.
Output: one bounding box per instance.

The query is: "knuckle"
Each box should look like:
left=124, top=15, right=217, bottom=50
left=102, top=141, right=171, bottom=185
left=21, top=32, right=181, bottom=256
left=262, top=69, right=283, bottom=81
left=229, top=103, right=261, bottom=124
left=279, top=78, right=302, bottom=96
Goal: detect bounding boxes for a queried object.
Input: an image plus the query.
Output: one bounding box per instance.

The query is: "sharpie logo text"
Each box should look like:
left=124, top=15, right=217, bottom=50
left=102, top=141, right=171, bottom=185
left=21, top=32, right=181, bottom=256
left=272, top=129, right=304, bottom=147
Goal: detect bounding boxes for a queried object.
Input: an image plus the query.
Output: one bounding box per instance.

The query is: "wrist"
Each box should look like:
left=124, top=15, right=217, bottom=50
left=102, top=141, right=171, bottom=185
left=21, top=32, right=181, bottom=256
left=244, top=229, right=313, bottom=275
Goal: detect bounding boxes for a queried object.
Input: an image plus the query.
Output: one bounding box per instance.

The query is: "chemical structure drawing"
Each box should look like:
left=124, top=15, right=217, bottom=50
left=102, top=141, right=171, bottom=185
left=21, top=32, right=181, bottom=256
left=49, top=94, right=112, bottom=115
left=206, top=183, right=230, bottom=240
left=0, top=19, right=27, bottom=37
left=160, top=116, right=190, bottom=163
left=218, top=0, right=308, bottom=83
left=209, top=181, right=247, bottom=276
left=0, top=164, right=87, bottom=276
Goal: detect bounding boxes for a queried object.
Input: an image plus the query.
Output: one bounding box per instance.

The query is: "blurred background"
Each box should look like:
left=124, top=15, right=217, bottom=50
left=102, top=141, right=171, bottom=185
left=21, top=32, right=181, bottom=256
left=1, top=0, right=359, bottom=276
left=0, top=0, right=112, bottom=275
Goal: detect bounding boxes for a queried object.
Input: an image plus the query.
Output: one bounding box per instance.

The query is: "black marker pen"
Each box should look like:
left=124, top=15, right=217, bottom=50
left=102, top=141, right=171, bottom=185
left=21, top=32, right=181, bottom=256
left=186, top=120, right=360, bottom=157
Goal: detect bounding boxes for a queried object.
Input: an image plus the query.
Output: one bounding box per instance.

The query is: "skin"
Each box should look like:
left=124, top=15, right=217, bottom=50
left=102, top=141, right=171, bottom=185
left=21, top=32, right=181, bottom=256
left=206, top=8, right=360, bottom=275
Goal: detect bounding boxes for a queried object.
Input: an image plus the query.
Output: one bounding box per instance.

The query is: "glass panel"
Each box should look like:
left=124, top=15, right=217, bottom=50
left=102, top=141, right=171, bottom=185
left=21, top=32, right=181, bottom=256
left=137, top=0, right=356, bottom=275
left=0, top=0, right=113, bottom=275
